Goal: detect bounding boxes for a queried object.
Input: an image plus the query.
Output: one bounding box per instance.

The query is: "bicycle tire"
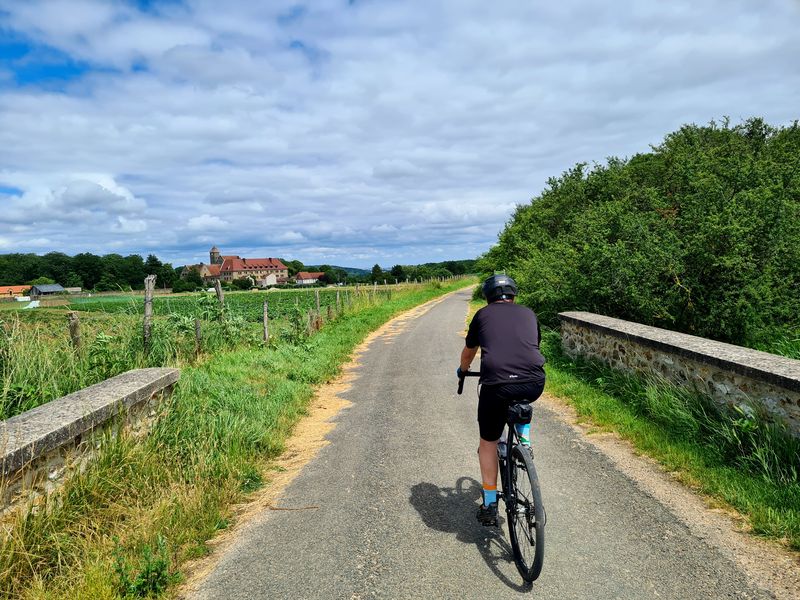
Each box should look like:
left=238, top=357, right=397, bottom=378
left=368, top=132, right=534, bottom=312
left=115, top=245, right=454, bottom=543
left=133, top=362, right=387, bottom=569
left=505, top=443, right=545, bottom=582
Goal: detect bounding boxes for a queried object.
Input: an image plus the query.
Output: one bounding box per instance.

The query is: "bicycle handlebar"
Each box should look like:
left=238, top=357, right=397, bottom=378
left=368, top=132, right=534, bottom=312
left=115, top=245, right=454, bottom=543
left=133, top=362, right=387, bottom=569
left=457, top=371, right=480, bottom=395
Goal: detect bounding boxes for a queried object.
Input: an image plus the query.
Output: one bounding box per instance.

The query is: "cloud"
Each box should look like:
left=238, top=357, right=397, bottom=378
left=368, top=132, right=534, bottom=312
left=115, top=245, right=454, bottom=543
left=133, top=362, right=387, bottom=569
left=114, top=216, right=147, bottom=233
left=273, top=230, right=305, bottom=243
left=186, top=214, right=229, bottom=231
left=0, top=0, right=798, bottom=265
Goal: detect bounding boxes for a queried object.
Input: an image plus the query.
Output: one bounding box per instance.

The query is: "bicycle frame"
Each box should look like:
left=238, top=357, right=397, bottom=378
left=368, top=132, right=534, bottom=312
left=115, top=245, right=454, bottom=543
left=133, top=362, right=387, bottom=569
left=458, top=370, right=545, bottom=582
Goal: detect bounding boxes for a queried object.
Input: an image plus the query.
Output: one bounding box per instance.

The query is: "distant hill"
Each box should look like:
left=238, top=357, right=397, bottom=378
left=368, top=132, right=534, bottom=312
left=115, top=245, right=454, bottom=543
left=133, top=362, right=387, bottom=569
left=306, top=265, right=370, bottom=276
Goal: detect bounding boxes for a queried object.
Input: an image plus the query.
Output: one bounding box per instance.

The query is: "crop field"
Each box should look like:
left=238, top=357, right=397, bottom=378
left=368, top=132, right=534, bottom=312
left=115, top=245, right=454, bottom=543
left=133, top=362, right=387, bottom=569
left=68, top=286, right=375, bottom=322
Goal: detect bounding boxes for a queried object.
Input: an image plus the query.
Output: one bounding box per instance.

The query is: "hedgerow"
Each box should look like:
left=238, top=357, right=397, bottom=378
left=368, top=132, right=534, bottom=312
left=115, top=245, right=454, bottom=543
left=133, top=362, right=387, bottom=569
left=482, top=118, right=800, bottom=357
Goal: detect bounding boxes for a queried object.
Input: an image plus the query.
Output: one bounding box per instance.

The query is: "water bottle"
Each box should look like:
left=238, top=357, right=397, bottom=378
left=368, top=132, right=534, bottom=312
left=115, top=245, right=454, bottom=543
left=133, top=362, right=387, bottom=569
left=497, top=441, right=507, bottom=458
left=497, top=428, right=508, bottom=458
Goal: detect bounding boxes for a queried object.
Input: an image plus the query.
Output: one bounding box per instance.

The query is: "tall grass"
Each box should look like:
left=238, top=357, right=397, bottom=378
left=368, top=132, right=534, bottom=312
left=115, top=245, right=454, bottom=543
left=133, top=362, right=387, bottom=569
left=0, top=283, right=411, bottom=420
left=0, top=311, right=254, bottom=420
left=539, top=327, right=800, bottom=549
left=0, top=279, right=474, bottom=599
left=755, top=330, right=800, bottom=361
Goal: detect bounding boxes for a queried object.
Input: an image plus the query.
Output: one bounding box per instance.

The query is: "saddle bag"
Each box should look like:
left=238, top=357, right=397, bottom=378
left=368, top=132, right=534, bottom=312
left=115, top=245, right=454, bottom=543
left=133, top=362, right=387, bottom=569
left=507, top=402, right=533, bottom=425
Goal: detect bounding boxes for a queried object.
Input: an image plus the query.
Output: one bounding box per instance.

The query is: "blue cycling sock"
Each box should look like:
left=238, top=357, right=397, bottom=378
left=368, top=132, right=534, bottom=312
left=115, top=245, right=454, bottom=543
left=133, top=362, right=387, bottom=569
left=482, top=485, right=497, bottom=506
left=515, top=423, right=531, bottom=445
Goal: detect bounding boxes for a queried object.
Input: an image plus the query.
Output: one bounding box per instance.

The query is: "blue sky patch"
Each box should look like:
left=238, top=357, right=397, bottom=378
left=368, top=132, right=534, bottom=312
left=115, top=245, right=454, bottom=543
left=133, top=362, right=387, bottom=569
left=278, top=5, right=307, bottom=26
left=0, top=37, right=91, bottom=86
left=0, top=185, right=23, bottom=196
left=130, top=0, right=185, bottom=13
left=289, top=39, right=327, bottom=65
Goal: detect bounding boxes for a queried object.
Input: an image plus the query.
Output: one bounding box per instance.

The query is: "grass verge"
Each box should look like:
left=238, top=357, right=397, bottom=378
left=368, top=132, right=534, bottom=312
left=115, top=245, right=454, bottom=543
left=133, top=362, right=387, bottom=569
left=537, top=325, right=800, bottom=551
left=1, top=280, right=475, bottom=599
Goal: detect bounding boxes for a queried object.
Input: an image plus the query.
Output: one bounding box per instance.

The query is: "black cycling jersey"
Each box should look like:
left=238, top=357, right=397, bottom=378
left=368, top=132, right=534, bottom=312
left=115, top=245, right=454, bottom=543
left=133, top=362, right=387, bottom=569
left=465, top=301, right=546, bottom=386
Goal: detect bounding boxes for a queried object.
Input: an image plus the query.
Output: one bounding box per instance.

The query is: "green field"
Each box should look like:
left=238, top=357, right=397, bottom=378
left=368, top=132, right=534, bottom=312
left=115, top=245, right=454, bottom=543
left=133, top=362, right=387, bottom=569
left=69, top=287, right=372, bottom=322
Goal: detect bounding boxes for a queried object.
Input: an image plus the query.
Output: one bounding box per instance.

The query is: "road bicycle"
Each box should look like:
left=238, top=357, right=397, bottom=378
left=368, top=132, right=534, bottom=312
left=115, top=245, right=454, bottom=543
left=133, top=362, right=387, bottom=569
left=458, top=371, right=545, bottom=582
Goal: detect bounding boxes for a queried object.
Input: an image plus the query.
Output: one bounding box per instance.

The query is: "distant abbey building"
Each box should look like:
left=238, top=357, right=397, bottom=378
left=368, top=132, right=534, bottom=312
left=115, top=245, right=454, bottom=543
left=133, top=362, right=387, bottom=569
left=183, top=246, right=289, bottom=286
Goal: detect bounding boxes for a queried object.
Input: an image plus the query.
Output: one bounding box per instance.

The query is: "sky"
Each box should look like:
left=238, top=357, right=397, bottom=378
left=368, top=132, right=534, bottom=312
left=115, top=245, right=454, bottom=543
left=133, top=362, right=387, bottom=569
left=0, top=1, right=798, bottom=269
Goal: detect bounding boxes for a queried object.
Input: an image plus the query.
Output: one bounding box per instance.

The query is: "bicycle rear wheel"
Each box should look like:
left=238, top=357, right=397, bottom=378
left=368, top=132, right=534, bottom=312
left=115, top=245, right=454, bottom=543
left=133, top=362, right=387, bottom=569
left=505, top=443, right=545, bottom=582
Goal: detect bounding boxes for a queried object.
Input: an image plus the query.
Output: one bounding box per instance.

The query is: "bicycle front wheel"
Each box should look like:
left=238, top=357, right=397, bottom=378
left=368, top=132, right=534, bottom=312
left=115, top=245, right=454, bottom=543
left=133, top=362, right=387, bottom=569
left=505, top=444, right=545, bottom=582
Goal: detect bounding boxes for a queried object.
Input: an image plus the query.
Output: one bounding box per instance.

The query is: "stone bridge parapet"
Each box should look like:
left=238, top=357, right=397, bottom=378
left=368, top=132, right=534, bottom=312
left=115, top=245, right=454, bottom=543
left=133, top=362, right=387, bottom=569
left=0, top=368, right=180, bottom=513
left=558, top=311, right=800, bottom=436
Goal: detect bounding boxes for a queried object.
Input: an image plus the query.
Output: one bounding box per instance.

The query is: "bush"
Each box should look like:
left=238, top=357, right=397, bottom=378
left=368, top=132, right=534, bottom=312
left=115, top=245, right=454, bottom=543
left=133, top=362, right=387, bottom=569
left=483, top=118, right=800, bottom=355
left=232, top=278, right=253, bottom=290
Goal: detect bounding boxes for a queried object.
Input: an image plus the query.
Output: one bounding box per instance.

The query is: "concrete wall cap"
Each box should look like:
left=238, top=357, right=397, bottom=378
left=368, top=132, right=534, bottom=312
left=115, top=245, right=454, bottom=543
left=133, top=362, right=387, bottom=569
left=0, top=368, right=180, bottom=477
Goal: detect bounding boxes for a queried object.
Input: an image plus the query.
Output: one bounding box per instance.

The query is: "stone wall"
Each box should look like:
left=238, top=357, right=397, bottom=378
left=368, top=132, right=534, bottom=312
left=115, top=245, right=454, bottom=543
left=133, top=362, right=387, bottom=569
left=558, top=312, right=800, bottom=436
left=0, top=368, right=180, bottom=513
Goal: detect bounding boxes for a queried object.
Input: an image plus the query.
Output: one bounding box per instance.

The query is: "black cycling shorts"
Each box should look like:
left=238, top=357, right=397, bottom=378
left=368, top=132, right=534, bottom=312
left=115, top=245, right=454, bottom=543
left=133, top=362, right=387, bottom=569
left=477, top=380, right=545, bottom=441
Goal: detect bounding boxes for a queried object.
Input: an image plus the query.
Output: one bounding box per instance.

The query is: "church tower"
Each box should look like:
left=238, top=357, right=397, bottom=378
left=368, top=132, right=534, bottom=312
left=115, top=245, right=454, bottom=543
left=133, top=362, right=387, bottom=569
left=210, top=246, right=221, bottom=265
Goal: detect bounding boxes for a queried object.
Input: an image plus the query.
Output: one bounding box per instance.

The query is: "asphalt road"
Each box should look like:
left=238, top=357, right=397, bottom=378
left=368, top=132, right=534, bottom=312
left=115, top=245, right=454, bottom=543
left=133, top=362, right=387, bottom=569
left=192, top=289, right=772, bottom=599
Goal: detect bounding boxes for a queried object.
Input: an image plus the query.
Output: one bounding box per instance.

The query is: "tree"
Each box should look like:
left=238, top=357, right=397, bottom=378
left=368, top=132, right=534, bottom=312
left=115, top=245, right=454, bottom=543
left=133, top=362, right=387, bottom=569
left=232, top=277, right=253, bottom=290
left=42, top=252, right=73, bottom=284
left=119, top=254, right=146, bottom=288
left=145, top=254, right=163, bottom=276
left=173, top=268, right=204, bottom=293
left=158, top=262, right=177, bottom=288
left=0, top=253, right=44, bottom=285
left=27, top=276, right=56, bottom=286
left=64, top=272, right=83, bottom=288
left=371, top=264, right=383, bottom=282
left=94, top=273, right=120, bottom=292
left=72, top=253, right=104, bottom=290
left=390, top=264, right=405, bottom=279
left=183, top=268, right=204, bottom=287
left=282, top=259, right=304, bottom=276
left=99, top=254, right=126, bottom=289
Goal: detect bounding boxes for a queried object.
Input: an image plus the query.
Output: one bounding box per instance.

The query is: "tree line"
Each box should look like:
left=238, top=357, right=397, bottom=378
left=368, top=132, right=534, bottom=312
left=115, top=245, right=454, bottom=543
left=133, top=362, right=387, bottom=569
left=480, top=118, right=800, bottom=352
left=0, top=252, right=178, bottom=291
left=315, top=259, right=477, bottom=285
left=1, top=251, right=477, bottom=293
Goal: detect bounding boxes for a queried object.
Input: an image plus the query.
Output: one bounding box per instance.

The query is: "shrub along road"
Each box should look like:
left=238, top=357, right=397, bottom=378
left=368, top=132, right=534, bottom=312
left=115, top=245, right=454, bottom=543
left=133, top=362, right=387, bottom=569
left=188, top=289, right=781, bottom=599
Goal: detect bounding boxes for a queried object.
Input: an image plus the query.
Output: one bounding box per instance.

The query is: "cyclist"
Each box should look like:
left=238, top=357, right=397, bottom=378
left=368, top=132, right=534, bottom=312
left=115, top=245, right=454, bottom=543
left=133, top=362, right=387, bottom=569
left=457, top=274, right=546, bottom=526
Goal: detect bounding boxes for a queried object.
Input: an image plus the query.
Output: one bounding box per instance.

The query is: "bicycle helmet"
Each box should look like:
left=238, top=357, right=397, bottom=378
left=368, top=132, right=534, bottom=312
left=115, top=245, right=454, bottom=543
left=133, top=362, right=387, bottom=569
left=482, top=274, right=518, bottom=303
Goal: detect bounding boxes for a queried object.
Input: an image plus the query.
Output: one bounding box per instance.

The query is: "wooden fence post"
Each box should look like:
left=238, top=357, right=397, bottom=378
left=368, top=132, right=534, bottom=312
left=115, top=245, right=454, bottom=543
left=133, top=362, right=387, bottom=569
left=67, top=311, right=81, bottom=350
left=264, top=300, right=269, bottom=342
left=214, top=280, right=225, bottom=317
left=315, top=289, right=320, bottom=313
left=336, top=289, right=341, bottom=313
left=194, top=318, right=202, bottom=357
left=143, top=274, right=156, bottom=354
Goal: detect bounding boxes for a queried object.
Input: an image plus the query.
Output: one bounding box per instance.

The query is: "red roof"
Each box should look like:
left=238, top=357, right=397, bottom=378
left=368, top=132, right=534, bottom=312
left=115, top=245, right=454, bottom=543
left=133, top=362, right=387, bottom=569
left=220, top=256, right=287, bottom=273
left=296, top=271, right=325, bottom=280
left=206, top=264, right=221, bottom=276
left=0, top=285, right=31, bottom=296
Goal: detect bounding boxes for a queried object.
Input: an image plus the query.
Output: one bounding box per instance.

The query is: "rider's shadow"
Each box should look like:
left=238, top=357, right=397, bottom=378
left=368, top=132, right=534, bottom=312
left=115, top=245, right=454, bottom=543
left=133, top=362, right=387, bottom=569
left=409, top=477, right=532, bottom=592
